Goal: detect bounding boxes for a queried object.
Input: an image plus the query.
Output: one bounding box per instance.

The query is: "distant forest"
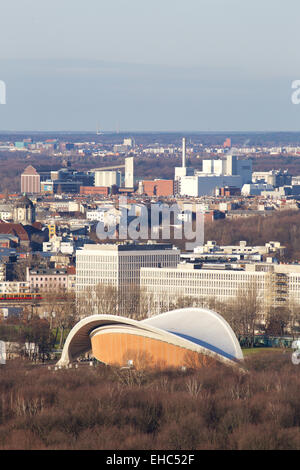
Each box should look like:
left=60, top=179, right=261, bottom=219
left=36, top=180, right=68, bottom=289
left=204, top=210, right=300, bottom=262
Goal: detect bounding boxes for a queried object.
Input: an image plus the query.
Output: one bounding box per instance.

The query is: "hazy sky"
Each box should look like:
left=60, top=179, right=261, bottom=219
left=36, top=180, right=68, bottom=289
left=0, top=0, right=300, bottom=132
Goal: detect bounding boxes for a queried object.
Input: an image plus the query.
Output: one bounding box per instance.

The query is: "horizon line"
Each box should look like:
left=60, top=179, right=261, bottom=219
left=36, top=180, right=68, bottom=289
left=0, top=130, right=300, bottom=135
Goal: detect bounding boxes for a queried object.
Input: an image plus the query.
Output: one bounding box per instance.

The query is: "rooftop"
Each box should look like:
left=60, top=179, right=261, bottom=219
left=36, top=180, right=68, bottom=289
left=78, top=242, right=177, bottom=252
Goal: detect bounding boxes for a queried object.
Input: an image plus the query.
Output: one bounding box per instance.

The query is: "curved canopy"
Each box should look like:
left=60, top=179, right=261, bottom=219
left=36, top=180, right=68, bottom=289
left=142, top=307, right=244, bottom=361
left=57, top=308, right=244, bottom=368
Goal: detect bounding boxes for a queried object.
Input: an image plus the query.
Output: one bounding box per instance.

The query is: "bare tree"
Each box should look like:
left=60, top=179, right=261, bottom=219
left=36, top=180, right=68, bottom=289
left=288, top=299, right=300, bottom=339
left=221, top=281, right=261, bottom=347
left=264, top=306, right=291, bottom=337
left=77, top=284, right=118, bottom=318
left=42, top=288, right=77, bottom=348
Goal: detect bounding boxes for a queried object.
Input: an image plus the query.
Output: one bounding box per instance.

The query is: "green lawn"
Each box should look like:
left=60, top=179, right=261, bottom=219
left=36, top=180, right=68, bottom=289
left=242, top=347, right=291, bottom=356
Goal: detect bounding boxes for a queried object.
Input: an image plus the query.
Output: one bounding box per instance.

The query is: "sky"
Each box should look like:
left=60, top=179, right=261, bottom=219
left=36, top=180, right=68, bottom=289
left=0, top=0, right=300, bottom=132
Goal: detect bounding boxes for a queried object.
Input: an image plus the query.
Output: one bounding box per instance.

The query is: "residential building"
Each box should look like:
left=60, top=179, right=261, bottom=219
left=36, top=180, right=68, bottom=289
left=27, top=267, right=75, bottom=292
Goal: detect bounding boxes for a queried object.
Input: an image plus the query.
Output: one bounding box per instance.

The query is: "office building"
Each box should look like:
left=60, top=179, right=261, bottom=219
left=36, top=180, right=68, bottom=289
left=21, top=166, right=41, bottom=194
left=75, top=242, right=180, bottom=306
left=140, top=261, right=300, bottom=315
left=94, top=170, right=121, bottom=188
left=125, top=156, right=134, bottom=188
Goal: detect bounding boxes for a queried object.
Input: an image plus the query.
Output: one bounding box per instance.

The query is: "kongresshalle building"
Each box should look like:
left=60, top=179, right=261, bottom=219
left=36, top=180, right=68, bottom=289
left=57, top=308, right=244, bottom=370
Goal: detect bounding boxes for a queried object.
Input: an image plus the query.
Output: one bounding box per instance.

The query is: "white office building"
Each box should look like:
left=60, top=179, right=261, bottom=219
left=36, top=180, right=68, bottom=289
left=178, top=154, right=252, bottom=197
left=76, top=242, right=180, bottom=295
left=180, top=174, right=243, bottom=197
left=241, top=183, right=274, bottom=196
left=94, top=170, right=121, bottom=188
left=140, top=262, right=300, bottom=315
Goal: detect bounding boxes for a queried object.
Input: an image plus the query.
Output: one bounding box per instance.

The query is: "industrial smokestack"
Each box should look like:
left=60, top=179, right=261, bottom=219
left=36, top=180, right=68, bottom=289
left=182, top=137, right=186, bottom=168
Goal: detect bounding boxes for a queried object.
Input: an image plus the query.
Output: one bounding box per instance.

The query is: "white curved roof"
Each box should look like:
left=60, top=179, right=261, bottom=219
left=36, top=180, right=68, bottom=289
left=142, top=308, right=243, bottom=361
left=57, top=308, right=243, bottom=368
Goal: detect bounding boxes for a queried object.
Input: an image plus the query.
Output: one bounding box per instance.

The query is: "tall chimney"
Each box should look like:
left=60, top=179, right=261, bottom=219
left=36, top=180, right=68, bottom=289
left=182, top=137, right=186, bottom=168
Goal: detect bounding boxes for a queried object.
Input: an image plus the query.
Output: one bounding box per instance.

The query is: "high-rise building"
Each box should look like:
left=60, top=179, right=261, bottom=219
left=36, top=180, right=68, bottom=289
left=76, top=242, right=180, bottom=313
left=21, top=166, right=40, bottom=194
left=125, top=156, right=134, bottom=188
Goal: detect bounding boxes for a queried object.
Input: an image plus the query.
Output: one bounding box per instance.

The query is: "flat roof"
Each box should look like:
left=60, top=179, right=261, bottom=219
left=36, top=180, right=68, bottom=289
left=78, top=242, right=177, bottom=252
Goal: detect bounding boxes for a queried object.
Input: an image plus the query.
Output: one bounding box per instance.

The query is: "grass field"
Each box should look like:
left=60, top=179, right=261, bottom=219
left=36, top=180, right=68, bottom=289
left=242, top=347, right=291, bottom=356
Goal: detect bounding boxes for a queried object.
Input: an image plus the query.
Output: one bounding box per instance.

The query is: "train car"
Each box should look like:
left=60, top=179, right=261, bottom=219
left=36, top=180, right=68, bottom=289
left=0, top=293, right=43, bottom=302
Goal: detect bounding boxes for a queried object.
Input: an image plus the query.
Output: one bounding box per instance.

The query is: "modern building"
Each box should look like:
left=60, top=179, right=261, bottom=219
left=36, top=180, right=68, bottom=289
left=57, top=308, right=244, bottom=370
left=94, top=170, right=121, bottom=188
left=177, top=154, right=253, bottom=197
left=191, top=240, right=285, bottom=258
left=252, top=170, right=292, bottom=187
left=125, top=156, right=134, bottom=188
left=41, top=180, right=82, bottom=194
left=21, top=166, right=41, bottom=194
left=140, top=261, right=300, bottom=315
left=75, top=242, right=180, bottom=310
left=180, top=174, right=244, bottom=197
left=241, top=183, right=274, bottom=196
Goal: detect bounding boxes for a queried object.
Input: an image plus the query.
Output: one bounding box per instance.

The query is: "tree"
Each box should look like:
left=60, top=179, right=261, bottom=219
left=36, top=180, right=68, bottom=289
left=19, top=316, right=55, bottom=362
left=77, top=284, right=119, bottom=318
left=288, top=300, right=300, bottom=339
left=222, top=281, right=261, bottom=347
left=42, top=288, right=77, bottom=349
left=264, top=306, right=291, bottom=337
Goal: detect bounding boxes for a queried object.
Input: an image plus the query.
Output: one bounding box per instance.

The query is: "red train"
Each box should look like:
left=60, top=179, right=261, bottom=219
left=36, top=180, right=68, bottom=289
left=0, top=293, right=43, bottom=301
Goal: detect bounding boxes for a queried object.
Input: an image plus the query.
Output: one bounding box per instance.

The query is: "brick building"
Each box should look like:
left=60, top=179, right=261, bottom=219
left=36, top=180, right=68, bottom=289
left=140, top=180, right=174, bottom=197
left=80, top=186, right=110, bottom=196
